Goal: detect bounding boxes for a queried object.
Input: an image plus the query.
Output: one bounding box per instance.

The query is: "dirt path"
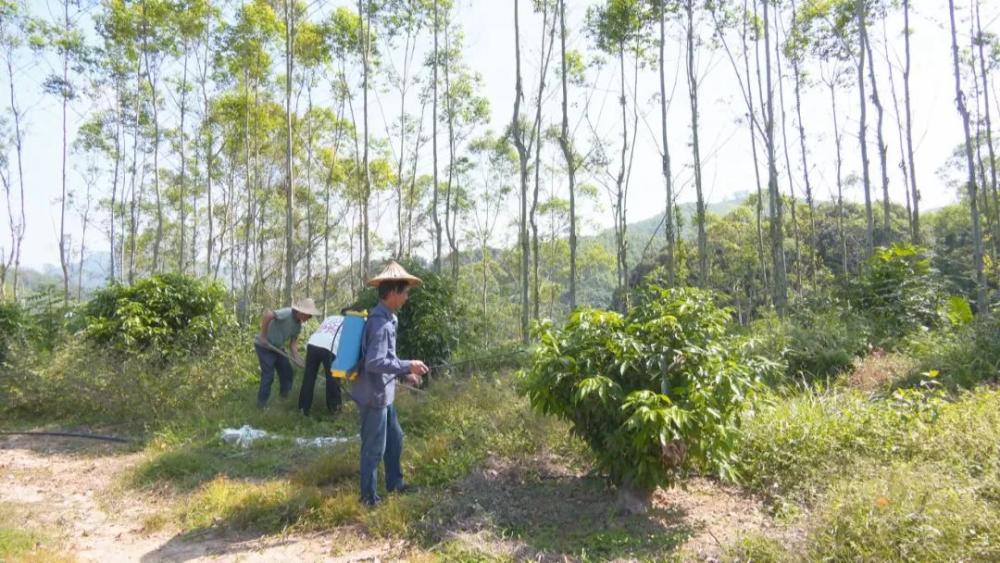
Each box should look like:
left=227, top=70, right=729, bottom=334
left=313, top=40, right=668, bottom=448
left=0, top=434, right=388, bottom=562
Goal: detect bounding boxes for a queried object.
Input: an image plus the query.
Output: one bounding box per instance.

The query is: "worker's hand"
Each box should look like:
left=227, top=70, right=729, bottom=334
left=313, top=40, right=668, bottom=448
left=404, top=372, right=422, bottom=386
left=409, top=360, right=429, bottom=376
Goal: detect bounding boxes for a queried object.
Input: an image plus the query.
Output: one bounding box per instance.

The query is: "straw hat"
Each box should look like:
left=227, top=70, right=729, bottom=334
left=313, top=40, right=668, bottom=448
left=367, top=261, right=423, bottom=288
left=292, top=297, right=321, bottom=317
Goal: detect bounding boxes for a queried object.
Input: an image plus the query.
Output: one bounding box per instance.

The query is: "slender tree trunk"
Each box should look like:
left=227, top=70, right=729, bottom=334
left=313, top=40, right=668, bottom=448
left=686, top=0, right=707, bottom=286
left=659, top=2, right=675, bottom=286
left=6, top=44, right=26, bottom=297
left=903, top=0, right=920, bottom=243
left=512, top=0, right=530, bottom=343
left=128, top=58, right=141, bottom=284
left=831, top=79, right=848, bottom=276
left=948, top=0, right=987, bottom=313
left=790, top=0, right=816, bottom=284
left=360, top=0, right=372, bottom=279
left=110, top=82, right=122, bottom=282
left=59, top=0, right=70, bottom=303
left=202, top=35, right=215, bottom=279
left=432, top=0, right=442, bottom=273
left=284, top=0, right=295, bottom=301
left=77, top=178, right=92, bottom=299
left=864, top=36, right=891, bottom=244
left=857, top=0, right=874, bottom=256
left=443, top=14, right=459, bottom=282
left=742, top=0, right=768, bottom=295
left=775, top=25, right=801, bottom=290
left=977, top=1, right=999, bottom=260
left=882, top=15, right=913, bottom=239
left=558, top=0, right=577, bottom=308
left=763, top=0, right=787, bottom=312
left=179, top=49, right=189, bottom=273
left=530, top=2, right=555, bottom=319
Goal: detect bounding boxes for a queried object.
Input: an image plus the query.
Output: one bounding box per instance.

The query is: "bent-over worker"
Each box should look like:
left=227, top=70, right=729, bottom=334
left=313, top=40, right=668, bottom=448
left=254, top=298, right=319, bottom=407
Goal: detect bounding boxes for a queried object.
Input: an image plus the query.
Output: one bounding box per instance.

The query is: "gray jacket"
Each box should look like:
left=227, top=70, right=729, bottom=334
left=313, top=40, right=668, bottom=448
left=349, top=302, right=412, bottom=408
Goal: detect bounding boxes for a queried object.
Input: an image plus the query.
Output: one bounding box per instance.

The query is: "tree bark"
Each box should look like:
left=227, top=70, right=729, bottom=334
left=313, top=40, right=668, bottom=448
left=856, top=0, right=874, bottom=256
left=60, top=0, right=70, bottom=303
left=976, top=0, right=999, bottom=263
left=948, top=0, right=987, bottom=313
left=659, top=1, right=675, bottom=286
left=512, top=0, right=530, bottom=343
left=763, top=0, right=787, bottom=313
left=558, top=0, right=578, bottom=308
left=903, top=0, right=920, bottom=243
left=432, top=0, right=442, bottom=273
left=686, top=0, right=707, bottom=286
left=864, top=35, right=891, bottom=244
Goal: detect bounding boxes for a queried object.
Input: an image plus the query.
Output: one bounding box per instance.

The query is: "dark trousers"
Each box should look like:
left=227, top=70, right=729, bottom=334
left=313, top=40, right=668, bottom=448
left=255, top=343, right=293, bottom=406
left=359, top=404, right=404, bottom=505
left=298, top=344, right=342, bottom=414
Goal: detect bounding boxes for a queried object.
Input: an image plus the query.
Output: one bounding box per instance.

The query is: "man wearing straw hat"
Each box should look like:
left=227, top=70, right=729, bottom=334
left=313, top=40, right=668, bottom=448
left=254, top=298, right=320, bottom=408
left=352, top=261, right=429, bottom=506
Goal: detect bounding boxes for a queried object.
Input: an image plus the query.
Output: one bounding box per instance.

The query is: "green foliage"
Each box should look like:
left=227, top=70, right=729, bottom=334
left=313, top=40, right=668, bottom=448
left=737, top=384, right=1000, bottom=509
left=851, top=244, right=942, bottom=343
left=354, top=261, right=463, bottom=368
left=83, top=273, right=233, bottom=359
left=750, top=306, right=871, bottom=385
left=2, top=329, right=257, bottom=423
left=907, top=317, right=1000, bottom=390
left=521, top=287, right=768, bottom=492
left=807, top=464, right=1000, bottom=561
left=0, top=300, right=26, bottom=364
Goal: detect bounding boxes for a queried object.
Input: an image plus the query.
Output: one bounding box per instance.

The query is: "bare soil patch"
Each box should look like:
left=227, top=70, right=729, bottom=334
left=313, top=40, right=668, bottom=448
left=0, top=433, right=386, bottom=562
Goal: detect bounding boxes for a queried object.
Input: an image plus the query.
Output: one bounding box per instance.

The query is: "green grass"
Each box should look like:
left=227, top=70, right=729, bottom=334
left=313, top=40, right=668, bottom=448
left=807, top=463, right=1000, bottom=561
left=0, top=503, right=70, bottom=562
left=733, top=384, right=1000, bottom=560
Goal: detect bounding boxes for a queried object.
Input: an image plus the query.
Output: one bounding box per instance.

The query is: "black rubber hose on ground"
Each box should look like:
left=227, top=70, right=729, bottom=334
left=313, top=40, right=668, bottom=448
left=0, top=431, right=132, bottom=443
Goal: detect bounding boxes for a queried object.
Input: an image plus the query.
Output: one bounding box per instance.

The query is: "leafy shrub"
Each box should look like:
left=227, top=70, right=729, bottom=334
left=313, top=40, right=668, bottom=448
left=0, top=300, right=26, bottom=364
left=906, top=317, right=1000, bottom=390
left=850, top=243, right=942, bottom=343
left=521, top=287, right=769, bottom=494
left=83, top=274, right=233, bottom=358
left=750, top=307, right=871, bottom=385
left=737, top=386, right=946, bottom=506
left=354, top=261, right=463, bottom=369
left=1, top=330, right=257, bottom=423
left=807, top=464, right=1000, bottom=561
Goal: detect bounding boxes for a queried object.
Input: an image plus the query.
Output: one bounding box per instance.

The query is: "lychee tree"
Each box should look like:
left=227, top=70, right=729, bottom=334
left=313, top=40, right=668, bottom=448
left=520, top=286, right=770, bottom=511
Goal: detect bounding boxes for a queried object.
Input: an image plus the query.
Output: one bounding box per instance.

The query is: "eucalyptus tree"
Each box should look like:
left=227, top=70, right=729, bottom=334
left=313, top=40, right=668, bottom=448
left=795, top=0, right=873, bottom=256
left=707, top=0, right=769, bottom=296
left=902, top=0, right=919, bottom=242
left=439, top=14, right=490, bottom=282
left=975, top=0, right=998, bottom=252
left=0, top=0, right=30, bottom=298
left=526, top=0, right=557, bottom=318
left=948, top=0, right=986, bottom=313
left=512, top=0, right=530, bottom=341
left=42, top=0, right=89, bottom=300
left=557, top=0, right=585, bottom=307
left=762, top=0, right=787, bottom=312
left=785, top=0, right=818, bottom=284
left=295, top=16, right=332, bottom=296
left=682, top=0, right=708, bottom=288
left=171, top=0, right=211, bottom=274
left=381, top=0, right=430, bottom=259
left=587, top=0, right=651, bottom=305
left=468, top=133, right=516, bottom=327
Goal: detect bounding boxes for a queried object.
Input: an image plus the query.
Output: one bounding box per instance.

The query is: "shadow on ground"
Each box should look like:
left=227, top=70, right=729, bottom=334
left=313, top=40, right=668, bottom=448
left=421, top=454, right=695, bottom=560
